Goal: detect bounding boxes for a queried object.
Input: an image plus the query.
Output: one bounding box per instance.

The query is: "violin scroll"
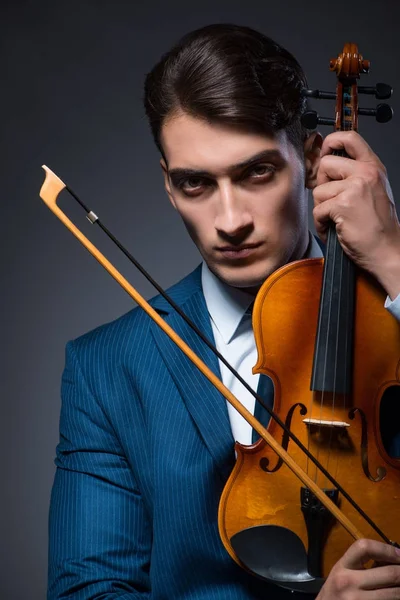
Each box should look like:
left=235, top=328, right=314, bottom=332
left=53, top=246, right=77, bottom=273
left=329, top=42, right=370, bottom=78
left=301, top=43, right=393, bottom=130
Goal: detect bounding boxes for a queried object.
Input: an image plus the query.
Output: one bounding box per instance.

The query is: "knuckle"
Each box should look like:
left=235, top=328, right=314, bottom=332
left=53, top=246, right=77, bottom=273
left=348, top=130, right=359, bottom=142
left=312, top=206, right=327, bottom=226
left=319, top=155, right=331, bottom=169
left=364, top=165, right=381, bottom=185
left=330, top=569, right=355, bottom=596
left=312, top=203, right=321, bottom=216
left=350, top=176, right=367, bottom=192
left=323, top=132, right=336, bottom=143
left=338, top=191, right=351, bottom=210
left=354, top=537, right=371, bottom=554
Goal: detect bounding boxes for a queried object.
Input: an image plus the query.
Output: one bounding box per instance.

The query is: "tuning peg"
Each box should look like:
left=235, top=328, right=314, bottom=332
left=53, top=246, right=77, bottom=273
left=302, top=89, right=336, bottom=100
left=358, top=103, right=393, bottom=123
left=301, top=111, right=335, bottom=129
left=358, top=83, right=393, bottom=99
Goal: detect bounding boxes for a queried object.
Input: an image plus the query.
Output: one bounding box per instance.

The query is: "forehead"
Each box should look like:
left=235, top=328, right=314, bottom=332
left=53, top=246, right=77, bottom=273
left=160, top=111, right=294, bottom=171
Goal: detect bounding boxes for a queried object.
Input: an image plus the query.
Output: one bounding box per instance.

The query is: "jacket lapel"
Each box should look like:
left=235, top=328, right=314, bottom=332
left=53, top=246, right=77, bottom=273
left=150, top=268, right=235, bottom=480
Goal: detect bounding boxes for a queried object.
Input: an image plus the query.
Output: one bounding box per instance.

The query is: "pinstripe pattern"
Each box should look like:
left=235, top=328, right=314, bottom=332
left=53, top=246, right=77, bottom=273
left=48, top=264, right=399, bottom=599
left=49, top=265, right=314, bottom=599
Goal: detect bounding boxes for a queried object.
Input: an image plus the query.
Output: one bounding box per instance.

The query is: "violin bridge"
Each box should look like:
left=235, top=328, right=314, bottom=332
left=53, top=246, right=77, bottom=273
left=303, top=418, right=350, bottom=428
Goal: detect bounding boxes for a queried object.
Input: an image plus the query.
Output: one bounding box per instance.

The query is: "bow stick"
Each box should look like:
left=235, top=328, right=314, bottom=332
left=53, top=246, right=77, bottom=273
left=40, top=164, right=390, bottom=545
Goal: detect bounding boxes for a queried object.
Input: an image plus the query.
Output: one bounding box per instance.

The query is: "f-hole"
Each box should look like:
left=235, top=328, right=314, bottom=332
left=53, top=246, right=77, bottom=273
left=380, top=385, right=400, bottom=458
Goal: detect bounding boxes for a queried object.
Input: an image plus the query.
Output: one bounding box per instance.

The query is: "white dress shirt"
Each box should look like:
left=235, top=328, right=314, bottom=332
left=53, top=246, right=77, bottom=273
left=201, top=234, right=400, bottom=445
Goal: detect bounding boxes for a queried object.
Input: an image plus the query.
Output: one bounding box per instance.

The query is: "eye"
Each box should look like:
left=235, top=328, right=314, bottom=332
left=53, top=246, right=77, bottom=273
left=185, top=177, right=205, bottom=189
left=247, top=164, right=276, bottom=179
left=177, top=176, right=211, bottom=196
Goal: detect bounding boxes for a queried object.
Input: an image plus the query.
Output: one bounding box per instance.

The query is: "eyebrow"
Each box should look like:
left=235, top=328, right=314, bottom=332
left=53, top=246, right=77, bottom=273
left=168, top=149, right=285, bottom=182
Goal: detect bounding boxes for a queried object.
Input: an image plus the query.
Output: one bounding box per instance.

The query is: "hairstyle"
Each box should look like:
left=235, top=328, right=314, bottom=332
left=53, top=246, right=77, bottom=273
left=144, top=24, right=309, bottom=158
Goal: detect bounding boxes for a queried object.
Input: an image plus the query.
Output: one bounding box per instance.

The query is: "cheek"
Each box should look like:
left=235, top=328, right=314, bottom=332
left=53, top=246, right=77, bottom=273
left=253, top=177, right=307, bottom=251
left=176, top=207, right=212, bottom=250
left=276, top=172, right=307, bottom=223
left=256, top=177, right=304, bottom=226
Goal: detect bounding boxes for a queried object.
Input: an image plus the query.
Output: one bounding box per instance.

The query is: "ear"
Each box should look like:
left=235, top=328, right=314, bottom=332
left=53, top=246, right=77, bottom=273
left=304, top=132, right=323, bottom=189
left=160, top=158, right=177, bottom=209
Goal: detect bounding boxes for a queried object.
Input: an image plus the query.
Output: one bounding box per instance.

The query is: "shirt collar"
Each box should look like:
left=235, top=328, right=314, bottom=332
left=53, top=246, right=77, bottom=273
left=202, top=262, right=254, bottom=345
left=201, top=232, right=323, bottom=345
left=307, top=232, right=324, bottom=259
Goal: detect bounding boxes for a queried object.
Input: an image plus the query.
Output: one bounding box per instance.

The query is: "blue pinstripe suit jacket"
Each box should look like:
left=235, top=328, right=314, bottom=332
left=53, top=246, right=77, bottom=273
left=48, top=264, right=399, bottom=599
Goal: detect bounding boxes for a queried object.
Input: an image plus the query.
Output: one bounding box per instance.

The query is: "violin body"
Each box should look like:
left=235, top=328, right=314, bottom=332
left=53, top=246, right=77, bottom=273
left=218, top=257, right=400, bottom=578
left=39, top=39, right=399, bottom=595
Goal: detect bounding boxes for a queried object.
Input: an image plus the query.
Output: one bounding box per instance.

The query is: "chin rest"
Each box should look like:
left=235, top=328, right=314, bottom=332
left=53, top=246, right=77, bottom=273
left=231, top=525, right=325, bottom=594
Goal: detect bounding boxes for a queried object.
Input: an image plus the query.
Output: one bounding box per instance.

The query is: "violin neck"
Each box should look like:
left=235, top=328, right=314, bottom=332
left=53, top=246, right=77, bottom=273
left=311, top=151, right=356, bottom=394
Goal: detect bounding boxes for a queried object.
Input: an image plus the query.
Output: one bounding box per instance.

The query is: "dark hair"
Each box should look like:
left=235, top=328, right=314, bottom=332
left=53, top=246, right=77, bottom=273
left=144, top=24, right=309, bottom=157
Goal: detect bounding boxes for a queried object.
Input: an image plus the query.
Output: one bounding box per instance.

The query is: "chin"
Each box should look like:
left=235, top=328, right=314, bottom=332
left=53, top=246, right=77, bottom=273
left=213, top=262, right=276, bottom=290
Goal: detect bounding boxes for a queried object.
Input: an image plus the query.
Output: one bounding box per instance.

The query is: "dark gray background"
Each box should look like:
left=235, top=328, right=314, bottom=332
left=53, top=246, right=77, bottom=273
left=2, top=0, right=399, bottom=597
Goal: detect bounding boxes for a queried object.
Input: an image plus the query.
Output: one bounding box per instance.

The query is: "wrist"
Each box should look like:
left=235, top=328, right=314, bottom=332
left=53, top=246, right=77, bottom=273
left=369, top=248, right=400, bottom=300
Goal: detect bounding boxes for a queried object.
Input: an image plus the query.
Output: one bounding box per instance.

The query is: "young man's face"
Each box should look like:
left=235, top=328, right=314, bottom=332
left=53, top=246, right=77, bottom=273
left=160, top=111, right=319, bottom=291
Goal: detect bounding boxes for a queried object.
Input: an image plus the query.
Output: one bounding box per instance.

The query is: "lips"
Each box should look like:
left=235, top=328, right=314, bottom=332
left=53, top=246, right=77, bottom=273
left=217, top=243, right=262, bottom=259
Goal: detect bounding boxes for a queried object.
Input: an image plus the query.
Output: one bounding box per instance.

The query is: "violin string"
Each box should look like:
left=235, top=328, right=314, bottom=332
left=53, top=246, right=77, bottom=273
left=319, top=225, right=336, bottom=486
left=63, top=182, right=392, bottom=544
left=331, top=95, right=354, bottom=483
left=330, top=223, right=343, bottom=484
left=323, top=228, right=333, bottom=486
left=343, top=239, right=351, bottom=484
left=308, top=220, right=330, bottom=481
left=327, top=89, right=347, bottom=485
left=336, top=152, right=349, bottom=488
left=324, top=128, right=351, bottom=486
left=325, top=79, right=356, bottom=483
left=306, top=198, right=314, bottom=478
left=341, top=86, right=355, bottom=482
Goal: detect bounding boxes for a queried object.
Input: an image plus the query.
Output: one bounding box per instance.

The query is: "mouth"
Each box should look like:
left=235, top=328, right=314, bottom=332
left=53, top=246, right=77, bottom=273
left=216, top=243, right=262, bottom=259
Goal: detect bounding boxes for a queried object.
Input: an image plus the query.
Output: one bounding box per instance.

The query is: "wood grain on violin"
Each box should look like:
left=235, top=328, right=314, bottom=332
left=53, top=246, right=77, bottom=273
left=218, top=43, right=399, bottom=592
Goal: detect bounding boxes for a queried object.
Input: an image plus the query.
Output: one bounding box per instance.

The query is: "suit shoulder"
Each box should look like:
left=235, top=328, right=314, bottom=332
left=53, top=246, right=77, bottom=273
left=70, top=304, right=149, bottom=355
left=69, top=264, right=202, bottom=360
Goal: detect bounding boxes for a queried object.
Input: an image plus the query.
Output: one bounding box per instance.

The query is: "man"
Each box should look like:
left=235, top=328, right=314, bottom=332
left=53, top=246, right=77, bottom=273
left=48, top=24, right=400, bottom=599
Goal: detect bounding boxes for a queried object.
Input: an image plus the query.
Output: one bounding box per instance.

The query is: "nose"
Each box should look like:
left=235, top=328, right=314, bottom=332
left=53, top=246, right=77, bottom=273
left=214, top=181, right=253, bottom=239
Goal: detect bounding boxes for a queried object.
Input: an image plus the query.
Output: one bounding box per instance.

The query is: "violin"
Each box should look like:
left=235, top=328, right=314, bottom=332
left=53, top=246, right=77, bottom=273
left=39, top=43, right=399, bottom=596
left=218, top=43, right=400, bottom=593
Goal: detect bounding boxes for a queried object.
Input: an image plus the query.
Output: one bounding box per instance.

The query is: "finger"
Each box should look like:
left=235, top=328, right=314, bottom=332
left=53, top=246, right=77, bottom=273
left=341, top=539, right=400, bottom=570
left=316, top=154, right=360, bottom=185
left=356, top=588, right=400, bottom=600
left=313, top=196, right=343, bottom=232
left=320, top=130, right=377, bottom=161
left=313, top=179, right=348, bottom=205
left=313, top=187, right=363, bottom=228
left=358, top=564, right=400, bottom=590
